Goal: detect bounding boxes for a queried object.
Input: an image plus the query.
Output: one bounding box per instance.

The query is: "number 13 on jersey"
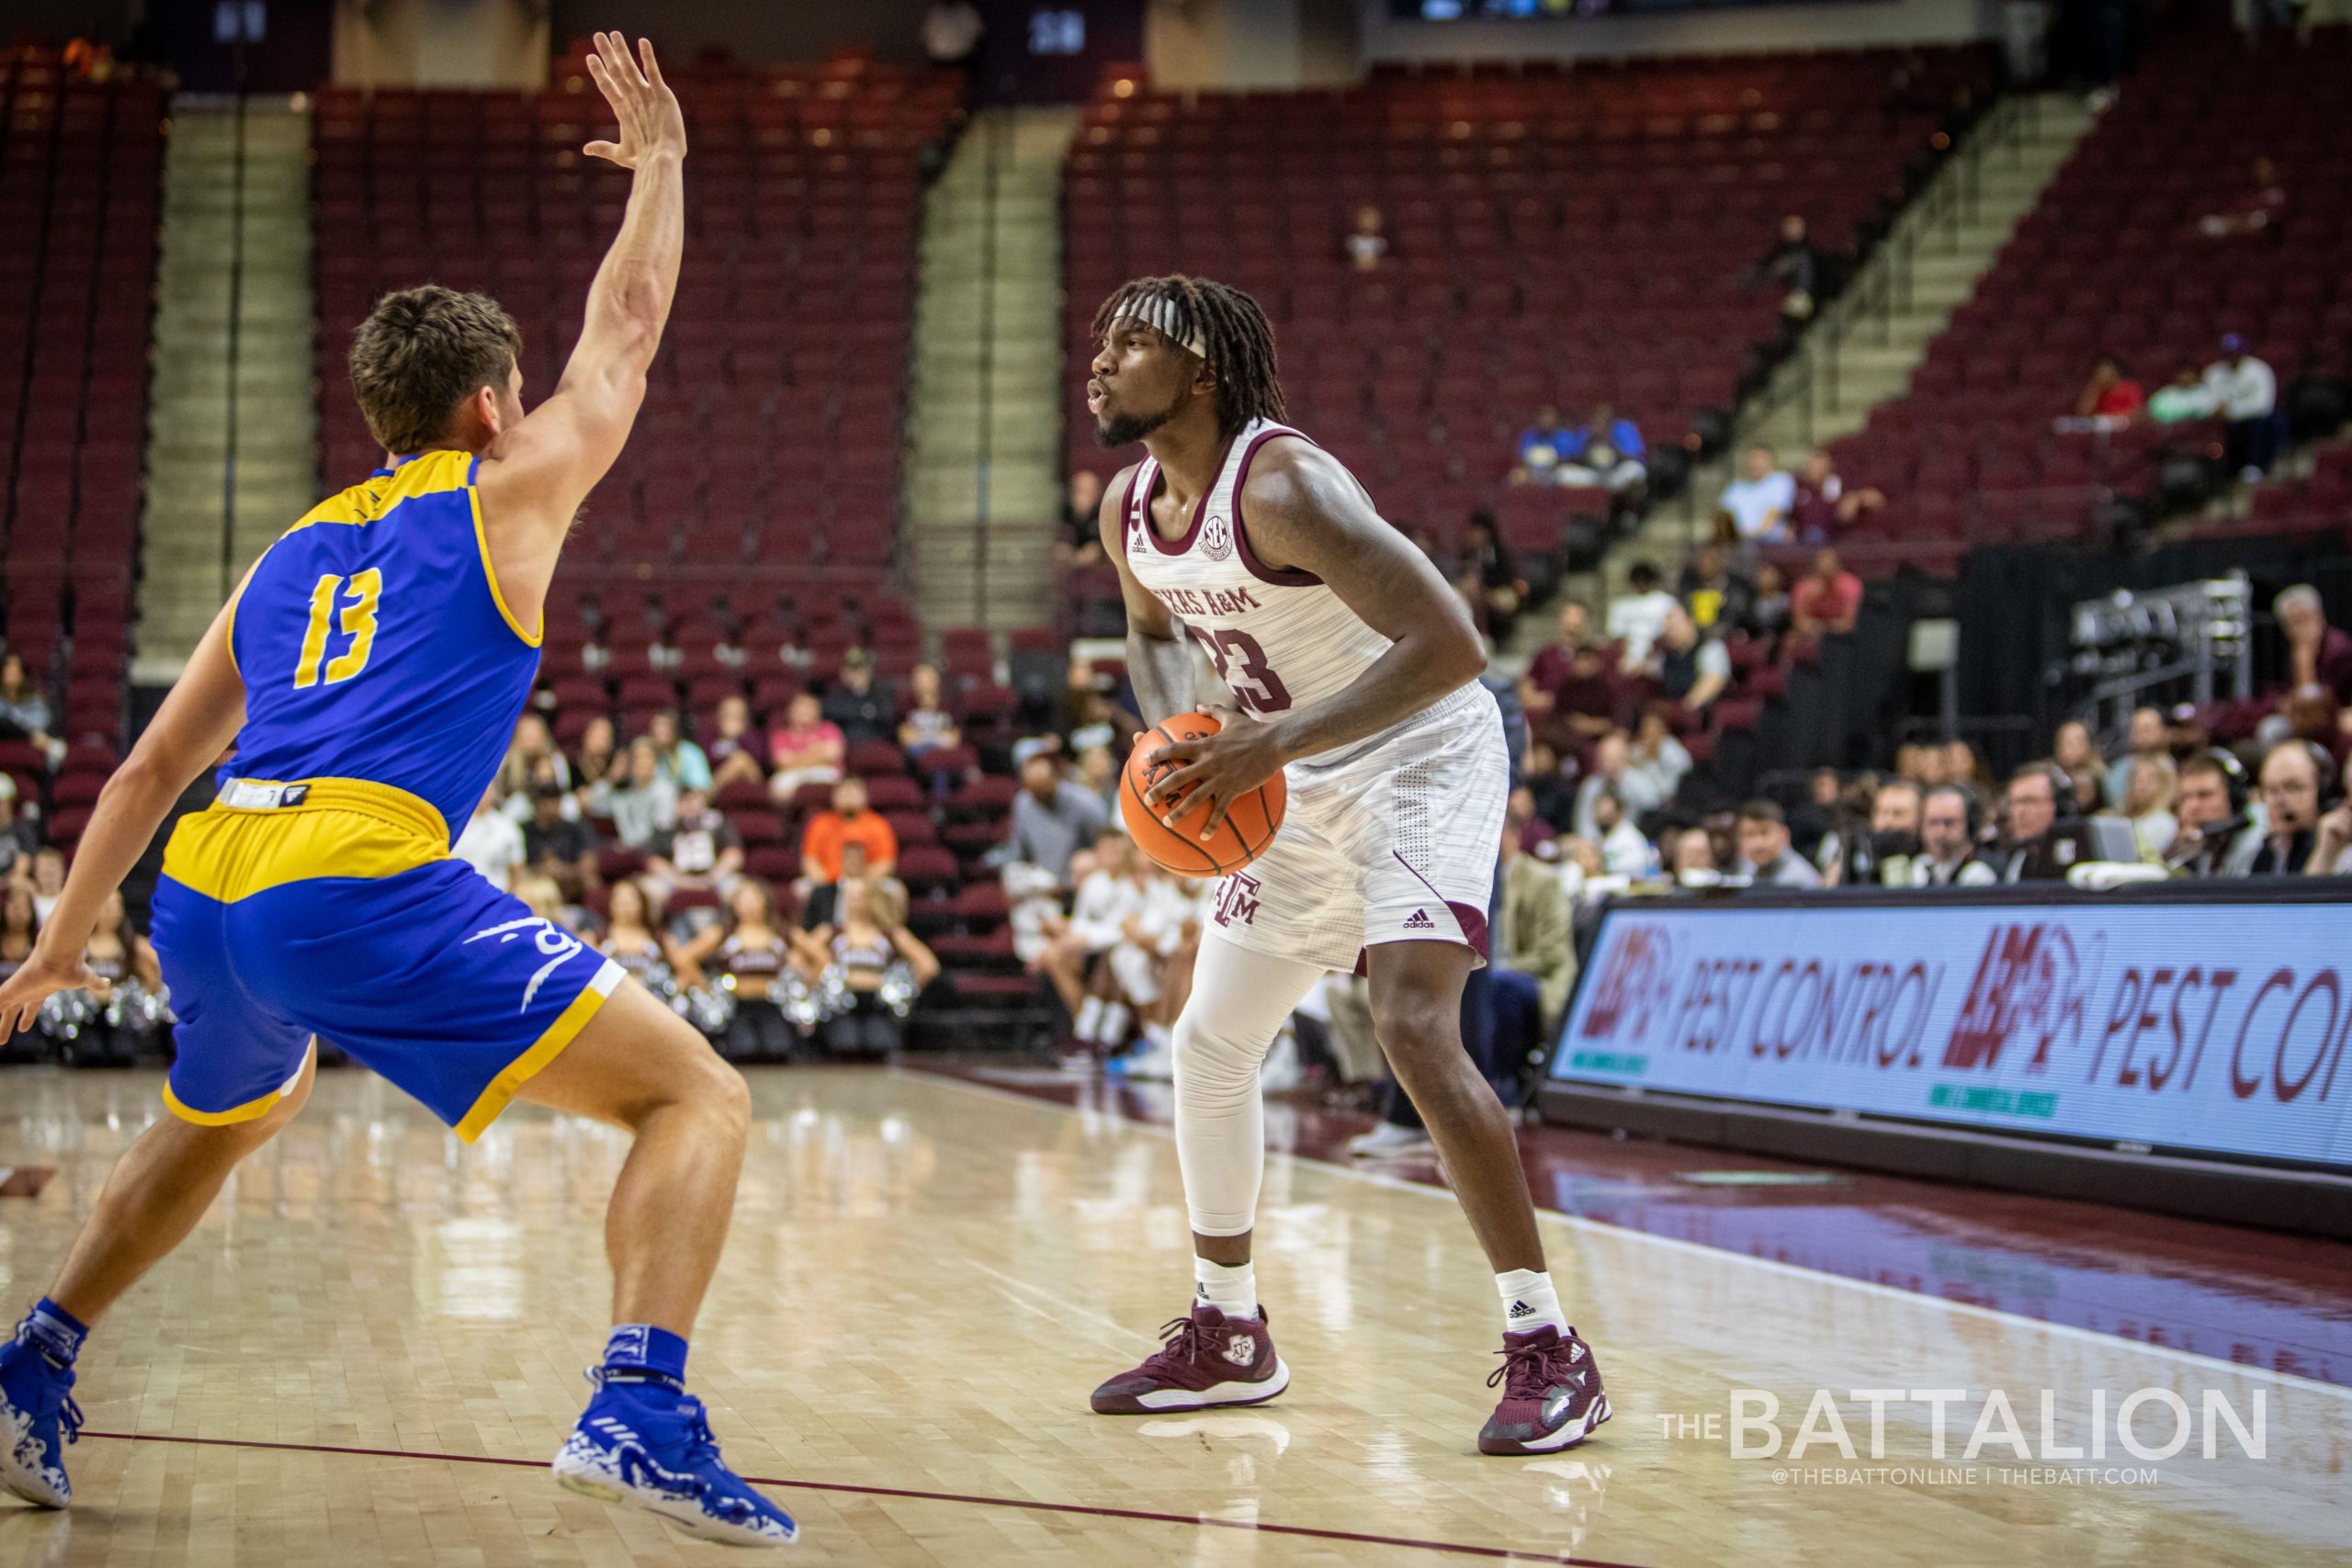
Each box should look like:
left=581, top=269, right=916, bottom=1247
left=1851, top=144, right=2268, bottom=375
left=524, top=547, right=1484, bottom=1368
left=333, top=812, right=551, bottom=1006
left=293, top=569, right=383, bottom=688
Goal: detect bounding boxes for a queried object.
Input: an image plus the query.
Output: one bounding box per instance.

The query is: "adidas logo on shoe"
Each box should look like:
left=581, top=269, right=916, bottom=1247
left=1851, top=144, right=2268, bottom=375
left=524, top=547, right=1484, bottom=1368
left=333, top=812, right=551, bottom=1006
left=1403, top=909, right=1435, bottom=930
left=1508, top=1300, right=1537, bottom=1319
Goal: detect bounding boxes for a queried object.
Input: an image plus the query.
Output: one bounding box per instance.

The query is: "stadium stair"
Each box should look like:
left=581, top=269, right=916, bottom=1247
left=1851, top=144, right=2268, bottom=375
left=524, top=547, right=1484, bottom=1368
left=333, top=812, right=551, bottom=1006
left=136, top=94, right=315, bottom=679
left=905, top=107, right=1080, bottom=647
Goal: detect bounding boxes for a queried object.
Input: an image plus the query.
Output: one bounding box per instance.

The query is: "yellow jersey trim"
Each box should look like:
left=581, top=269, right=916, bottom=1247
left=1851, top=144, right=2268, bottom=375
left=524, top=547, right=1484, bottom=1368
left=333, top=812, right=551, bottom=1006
left=164, top=1078, right=284, bottom=1127
left=470, top=481, right=543, bottom=648
left=285, top=448, right=474, bottom=536
left=161, top=776, right=449, bottom=903
left=451, top=961, right=622, bottom=1143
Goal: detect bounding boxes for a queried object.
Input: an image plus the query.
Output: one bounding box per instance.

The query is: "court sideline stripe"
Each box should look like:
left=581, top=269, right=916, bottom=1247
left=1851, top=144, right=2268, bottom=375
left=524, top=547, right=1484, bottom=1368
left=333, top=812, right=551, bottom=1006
left=75, top=1428, right=1644, bottom=1567
left=900, top=1067, right=2352, bottom=1403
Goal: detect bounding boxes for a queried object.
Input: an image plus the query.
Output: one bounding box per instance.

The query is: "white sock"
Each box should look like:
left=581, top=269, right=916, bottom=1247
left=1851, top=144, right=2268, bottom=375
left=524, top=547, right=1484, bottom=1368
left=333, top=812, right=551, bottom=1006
left=1075, top=996, right=1104, bottom=1042
left=1193, top=1255, right=1258, bottom=1321
left=1100, top=1002, right=1130, bottom=1045
left=1497, top=1269, right=1570, bottom=1336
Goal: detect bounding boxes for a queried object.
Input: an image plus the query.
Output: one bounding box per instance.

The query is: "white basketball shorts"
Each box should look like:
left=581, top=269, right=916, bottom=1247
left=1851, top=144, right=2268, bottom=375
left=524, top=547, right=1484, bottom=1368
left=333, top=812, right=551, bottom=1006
left=1198, top=682, right=1508, bottom=974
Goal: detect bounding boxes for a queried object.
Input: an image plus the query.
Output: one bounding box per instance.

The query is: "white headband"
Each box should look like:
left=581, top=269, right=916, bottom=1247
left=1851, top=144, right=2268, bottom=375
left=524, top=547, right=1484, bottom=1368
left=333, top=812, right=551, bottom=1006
left=1121, top=293, right=1207, bottom=358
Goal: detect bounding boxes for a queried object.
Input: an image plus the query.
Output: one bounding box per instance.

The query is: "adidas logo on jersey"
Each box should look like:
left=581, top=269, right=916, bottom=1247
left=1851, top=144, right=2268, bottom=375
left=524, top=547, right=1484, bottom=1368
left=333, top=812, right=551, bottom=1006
left=1403, top=909, right=1435, bottom=930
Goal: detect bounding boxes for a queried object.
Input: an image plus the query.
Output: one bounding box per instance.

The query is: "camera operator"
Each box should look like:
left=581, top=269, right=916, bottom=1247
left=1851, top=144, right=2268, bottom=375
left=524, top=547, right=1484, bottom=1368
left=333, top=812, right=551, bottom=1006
left=1911, top=784, right=1998, bottom=886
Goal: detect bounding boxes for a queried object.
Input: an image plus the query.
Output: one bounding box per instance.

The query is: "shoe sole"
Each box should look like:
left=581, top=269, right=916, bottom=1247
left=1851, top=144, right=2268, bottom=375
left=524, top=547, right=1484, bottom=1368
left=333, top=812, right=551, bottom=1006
left=1478, top=1393, right=1612, bottom=1456
left=552, top=1458, right=799, bottom=1548
left=2, top=1392, right=70, bottom=1508
left=1091, top=1356, right=1291, bottom=1415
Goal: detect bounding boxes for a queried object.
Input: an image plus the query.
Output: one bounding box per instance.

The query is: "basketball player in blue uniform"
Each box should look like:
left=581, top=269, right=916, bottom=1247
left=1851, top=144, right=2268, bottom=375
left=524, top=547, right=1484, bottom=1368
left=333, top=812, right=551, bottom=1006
left=0, top=36, right=796, bottom=1548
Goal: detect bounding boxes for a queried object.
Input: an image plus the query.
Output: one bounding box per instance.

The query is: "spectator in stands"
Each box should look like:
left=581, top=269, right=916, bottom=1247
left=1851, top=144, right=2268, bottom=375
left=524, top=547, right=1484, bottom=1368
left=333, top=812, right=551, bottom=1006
left=454, top=788, right=526, bottom=889
left=2276, top=585, right=2352, bottom=709
left=2074, top=355, right=2145, bottom=421
left=1510, top=405, right=1574, bottom=487
left=822, top=649, right=897, bottom=746
left=1759, top=214, right=1820, bottom=320
left=646, top=785, right=745, bottom=905
left=1494, top=820, right=1577, bottom=1051
left=1061, top=469, right=1107, bottom=567
left=899, top=664, right=961, bottom=761
left=1719, top=446, right=1796, bottom=545
left=645, top=709, right=710, bottom=792
left=766, top=691, right=846, bottom=803
left=802, top=776, right=899, bottom=893
left=0, top=780, right=31, bottom=882
left=0, top=654, right=53, bottom=750
left=1944, top=738, right=1994, bottom=795
left=2103, top=705, right=2172, bottom=809
left=1627, top=707, right=1691, bottom=806
left=1679, top=545, right=1753, bottom=634
left=1030, top=826, right=1133, bottom=1030
left=2119, top=752, right=2180, bottom=862
left=1607, top=561, right=1679, bottom=669
left=1789, top=449, right=1885, bottom=542
left=604, top=738, right=678, bottom=849
left=1995, top=764, right=2065, bottom=883
left=706, top=694, right=768, bottom=791
left=1588, top=786, right=1655, bottom=877
left=1074, top=742, right=1120, bottom=820
left=1522, top=739, right=1576, bottom=837
left=1667, top=827, right=1719, bottom=879
left=0, top=887, right=38, bottom=1047
left=1344, top=204, right=1388, bottom=272
left=1507, top=785, right=1553, bottom=853
left=2248, top=740, right=2321, bottom=875
left=2305, top=758, right=2352, bottom=874
left=813, top=876, right=938, bottom=1057
left=2197, top=156, right=2287, bottom=239
left=521, top=783, right=597, bottom=903
left=1791, top=548, right=1863, bottom=636
left=573, top=714, right=621, bottom=795
left=1824, top=779, right=1924, bottom=887
left=1456, top=513, right=1525, bottom=644
left=1735, top=800, right=1821, bottom=887
left=1573, top=730, right=1633, bottom=840
left=1914, top=784, right=1998, bottom=886
left=1748, top=561, right=1792, bottom=645
left=1652, top=607, right=1731, bottom=716
left=28, top=846, right=65, bottom=925
left=2052, top=719, right=2107, bottom=813
left=2204, top=334, right=2280, bottom=480
left=2145, top=365, right=2219, bottom=424
left=1555, top=404, right=1647, bottom=495
left=1521, top=603, right=1616, bottom=747
left=2169, top=750, right=2259, bottom=876
left=1008, top=750, right=1106, bottom=887
left=921, top=0, right=986, bottom=72
left=683, top=879, right=800, bottom=1062
left=496, top=712, right=571, bottom=804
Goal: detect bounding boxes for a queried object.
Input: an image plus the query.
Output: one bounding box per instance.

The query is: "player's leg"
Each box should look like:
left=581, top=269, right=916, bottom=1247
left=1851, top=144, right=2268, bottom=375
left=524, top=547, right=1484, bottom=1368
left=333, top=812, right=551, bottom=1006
left=1, top=1043, right=317, bottom=1509
left=1363, top=940, right=1609, bottom=1455
left=1090, top=931, right=1322, bottom=1416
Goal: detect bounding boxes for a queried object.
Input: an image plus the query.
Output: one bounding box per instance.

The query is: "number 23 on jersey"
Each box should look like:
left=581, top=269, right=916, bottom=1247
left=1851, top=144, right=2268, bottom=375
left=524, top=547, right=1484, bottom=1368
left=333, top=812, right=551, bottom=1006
left=292, top=570, right=384, bottom=688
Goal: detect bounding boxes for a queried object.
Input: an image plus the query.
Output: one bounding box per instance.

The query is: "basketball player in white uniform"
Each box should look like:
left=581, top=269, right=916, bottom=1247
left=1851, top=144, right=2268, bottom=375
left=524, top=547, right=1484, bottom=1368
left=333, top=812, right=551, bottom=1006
left=1080, top=276, right=1610, bottom=1454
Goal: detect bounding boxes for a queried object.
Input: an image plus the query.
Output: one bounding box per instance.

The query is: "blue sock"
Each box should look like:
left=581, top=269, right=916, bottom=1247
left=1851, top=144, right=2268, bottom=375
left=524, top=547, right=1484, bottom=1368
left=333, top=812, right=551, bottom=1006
left=601, top=1325, right=688, bottom=1392
left=18, top=1299, right=88, bottom=1368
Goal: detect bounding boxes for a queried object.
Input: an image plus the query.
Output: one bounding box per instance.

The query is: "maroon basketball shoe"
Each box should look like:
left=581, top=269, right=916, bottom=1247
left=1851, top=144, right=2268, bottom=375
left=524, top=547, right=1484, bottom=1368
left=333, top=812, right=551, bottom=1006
left=1090, top=1304, right=1291, bottom=1415
left=1478, top=1324, right=1611, bottom=1455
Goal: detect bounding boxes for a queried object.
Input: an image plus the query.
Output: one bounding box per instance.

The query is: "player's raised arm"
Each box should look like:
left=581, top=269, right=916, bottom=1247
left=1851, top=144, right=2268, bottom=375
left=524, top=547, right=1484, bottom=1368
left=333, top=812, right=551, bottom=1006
left=475, top=31, right=685, bottom=621
left=1099, top=462, right=1196, bottom=727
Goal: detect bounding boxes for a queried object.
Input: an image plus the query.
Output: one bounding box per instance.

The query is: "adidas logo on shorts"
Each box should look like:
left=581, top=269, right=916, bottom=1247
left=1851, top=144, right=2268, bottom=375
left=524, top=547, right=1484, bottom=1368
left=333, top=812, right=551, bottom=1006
left=1403, top=909, right=1435, bottom=930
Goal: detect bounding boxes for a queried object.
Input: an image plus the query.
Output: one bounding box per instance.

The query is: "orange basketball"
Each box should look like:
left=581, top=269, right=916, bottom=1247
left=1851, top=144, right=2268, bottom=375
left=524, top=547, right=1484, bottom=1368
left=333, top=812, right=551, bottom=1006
left=1121, top=712, right=1287, bottom=878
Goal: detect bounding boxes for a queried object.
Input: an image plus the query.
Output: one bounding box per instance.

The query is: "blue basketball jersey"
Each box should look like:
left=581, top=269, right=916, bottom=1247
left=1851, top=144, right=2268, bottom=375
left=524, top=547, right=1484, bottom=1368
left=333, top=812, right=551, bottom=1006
left=225, top=449, right=541, bottom=839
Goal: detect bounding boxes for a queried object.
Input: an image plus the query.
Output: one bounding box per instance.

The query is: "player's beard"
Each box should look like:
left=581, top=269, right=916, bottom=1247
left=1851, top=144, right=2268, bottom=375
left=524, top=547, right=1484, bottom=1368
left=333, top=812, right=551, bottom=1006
left=1097, top=399, right=1176, bottom=449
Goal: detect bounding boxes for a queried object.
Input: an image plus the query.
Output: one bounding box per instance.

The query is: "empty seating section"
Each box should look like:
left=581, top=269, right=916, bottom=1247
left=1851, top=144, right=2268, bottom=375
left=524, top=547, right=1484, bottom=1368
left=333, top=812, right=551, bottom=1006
left=0, top=51, right=163, bottom=842
left=1828, top=25, right=2351, bottom=571
left=1064, top=49, right=1995, bottom=565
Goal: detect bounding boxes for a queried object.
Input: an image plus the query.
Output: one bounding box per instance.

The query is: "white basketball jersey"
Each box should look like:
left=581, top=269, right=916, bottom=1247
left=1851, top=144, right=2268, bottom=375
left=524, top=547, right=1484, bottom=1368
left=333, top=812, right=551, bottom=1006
left=1120, top=419, right=1396, bottom=718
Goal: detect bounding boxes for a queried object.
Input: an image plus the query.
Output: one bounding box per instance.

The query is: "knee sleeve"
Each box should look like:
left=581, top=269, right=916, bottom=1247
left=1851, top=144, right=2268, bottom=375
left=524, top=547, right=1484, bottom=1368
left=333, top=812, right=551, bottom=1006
left=1172, top=936, right=1326, bottom=1237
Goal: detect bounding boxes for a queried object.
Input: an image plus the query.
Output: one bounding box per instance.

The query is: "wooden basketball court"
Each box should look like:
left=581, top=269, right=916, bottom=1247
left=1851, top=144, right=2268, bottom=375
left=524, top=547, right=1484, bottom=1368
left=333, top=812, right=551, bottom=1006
left=2, top=1064, right=2343, bottom=1565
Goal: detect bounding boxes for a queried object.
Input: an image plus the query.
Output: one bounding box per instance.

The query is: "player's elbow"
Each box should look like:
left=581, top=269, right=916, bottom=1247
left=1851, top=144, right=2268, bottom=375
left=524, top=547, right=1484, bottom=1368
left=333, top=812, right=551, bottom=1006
left=1431, top=616, right=1488, bottom=688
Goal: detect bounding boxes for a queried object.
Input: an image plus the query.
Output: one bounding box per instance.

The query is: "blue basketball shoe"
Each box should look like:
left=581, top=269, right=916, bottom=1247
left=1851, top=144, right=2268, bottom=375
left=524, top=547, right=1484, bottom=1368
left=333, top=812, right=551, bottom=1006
left=551, top=1371, right=797, bottom=1548
left=0, top=1331, right=83, bottom=1507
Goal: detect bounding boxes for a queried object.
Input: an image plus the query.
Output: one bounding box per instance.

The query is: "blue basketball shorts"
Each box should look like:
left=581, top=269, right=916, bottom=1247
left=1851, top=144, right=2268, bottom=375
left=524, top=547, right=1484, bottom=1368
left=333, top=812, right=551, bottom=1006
left=149, top=777, right=623, bottom=1140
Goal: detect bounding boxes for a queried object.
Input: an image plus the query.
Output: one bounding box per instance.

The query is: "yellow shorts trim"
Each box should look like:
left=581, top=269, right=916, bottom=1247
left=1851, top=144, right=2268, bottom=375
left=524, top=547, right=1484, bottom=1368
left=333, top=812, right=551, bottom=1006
left=163, top=1079, right=285, bottom=1128
left=451, top=960, right=624, bottom=1144
left=162, top=777, right=449, bottom=904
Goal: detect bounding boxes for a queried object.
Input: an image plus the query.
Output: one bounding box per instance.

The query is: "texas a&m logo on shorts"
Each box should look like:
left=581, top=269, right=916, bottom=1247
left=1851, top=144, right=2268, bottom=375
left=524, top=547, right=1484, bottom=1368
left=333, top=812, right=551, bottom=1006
left=1214, top=872, right=1262, bottom=929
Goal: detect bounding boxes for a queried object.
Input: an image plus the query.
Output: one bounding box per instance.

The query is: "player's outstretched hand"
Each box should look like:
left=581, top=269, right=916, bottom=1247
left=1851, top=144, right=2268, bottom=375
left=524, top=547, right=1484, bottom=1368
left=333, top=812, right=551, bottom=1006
left=582, top=31, right=685, bottom=169
left=0, top=949, right=109, bottom=1041
left=1141, top=702, right=1284, bottom=842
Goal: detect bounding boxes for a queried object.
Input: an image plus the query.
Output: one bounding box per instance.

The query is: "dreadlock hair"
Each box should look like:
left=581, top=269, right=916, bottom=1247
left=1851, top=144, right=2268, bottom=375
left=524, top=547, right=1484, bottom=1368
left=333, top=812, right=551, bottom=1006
left=1091, top=274, right=1285, bottom=438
